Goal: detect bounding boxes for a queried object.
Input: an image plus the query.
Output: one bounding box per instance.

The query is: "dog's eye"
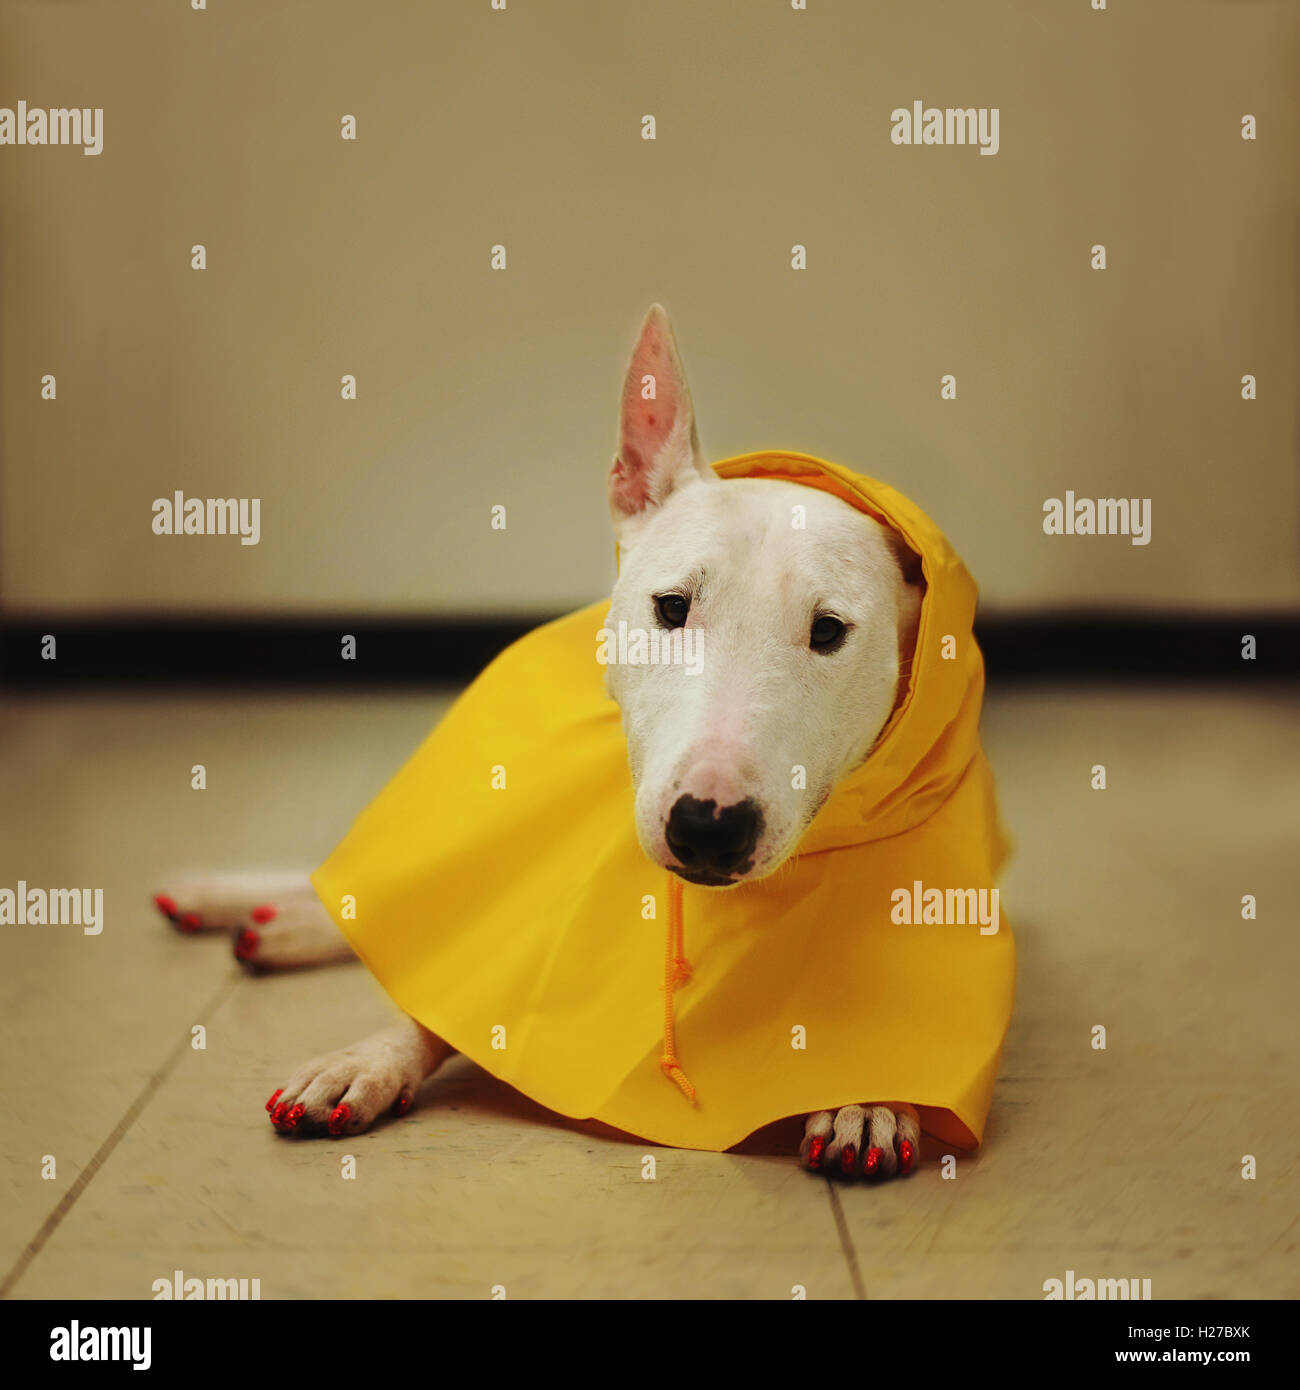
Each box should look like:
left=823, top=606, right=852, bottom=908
left=654, top=594, right=690, bottom=628
left=810, top=616, right=847, bottom=652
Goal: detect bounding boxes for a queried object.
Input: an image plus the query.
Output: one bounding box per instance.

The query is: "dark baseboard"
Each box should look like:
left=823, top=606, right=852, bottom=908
left=0, top=612, right=1294, bottom=688
left=971, top=613, right=1296, bottom=680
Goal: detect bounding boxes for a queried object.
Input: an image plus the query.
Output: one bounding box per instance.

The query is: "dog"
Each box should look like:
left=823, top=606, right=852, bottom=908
left=156, top=305, right=945, bottom=1179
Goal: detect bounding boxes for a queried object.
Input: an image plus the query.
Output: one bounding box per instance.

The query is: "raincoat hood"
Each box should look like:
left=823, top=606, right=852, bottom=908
left=312, top=451, right=1016, bottom=1153
left=711, top=453, right=989, bottom=855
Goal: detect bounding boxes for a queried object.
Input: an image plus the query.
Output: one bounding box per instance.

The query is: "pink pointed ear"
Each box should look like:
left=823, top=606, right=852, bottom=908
left=608, top=305, right=711, bottom=533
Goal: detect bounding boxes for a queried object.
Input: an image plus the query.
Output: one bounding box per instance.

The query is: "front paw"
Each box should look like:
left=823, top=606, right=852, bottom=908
left=265, top=1031, right=423, bottom=1138
left=799, top=1104, right=919, bottom=1180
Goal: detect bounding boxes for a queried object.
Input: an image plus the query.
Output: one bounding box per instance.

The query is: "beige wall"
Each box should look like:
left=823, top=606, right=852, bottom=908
left=2, top=0, right=1296, bottom=617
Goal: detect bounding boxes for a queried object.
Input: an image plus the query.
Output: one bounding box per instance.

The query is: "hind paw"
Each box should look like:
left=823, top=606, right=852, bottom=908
left=151, top=871, right=314, bottom=933
left=232, top=899, right=353, bottom=973
left=799, top=1103, right=920, bottom=1180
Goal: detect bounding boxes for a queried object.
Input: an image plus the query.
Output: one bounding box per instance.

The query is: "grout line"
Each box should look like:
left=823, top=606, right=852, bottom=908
left=826, top=1180, right=867, bottom=1300
left=0, top=975, right=239, bottom=1299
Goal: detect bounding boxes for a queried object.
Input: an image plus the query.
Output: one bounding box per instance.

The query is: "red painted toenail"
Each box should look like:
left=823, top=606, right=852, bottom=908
left=328, top=1103, right=350, bottom=1136
left=179, top=912, right=201, bottom=932
left=900, top=1139, right=915, bottom=1174
left=392, top=1095, right=410, bottom=1116
left=284, top=1104, right=305, bottom=1130
left=250, top=904, right=277, bottom=924
left=807, top=1135, right=825, bottom=1170
left=234, top=927, right=259, bottom=960
left=864, top=1146, right=884, bottom=1176
left=840, top=1145, right=856, bottom=1173
left=154, top=894, right=178, bottom=919
left=266, top=1088, right=283, bottom=1113
left=272, top=1102, right=289, bottom=1126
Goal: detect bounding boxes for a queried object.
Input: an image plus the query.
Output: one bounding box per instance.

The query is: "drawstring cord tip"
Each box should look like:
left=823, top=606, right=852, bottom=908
left=659, top=1055, right=697, bottom=1104
left=660, top=874, right=698, bottom=1104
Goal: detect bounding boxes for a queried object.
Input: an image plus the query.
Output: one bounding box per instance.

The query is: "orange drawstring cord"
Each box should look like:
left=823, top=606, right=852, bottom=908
left=660, top=872, right=697, bottom=1103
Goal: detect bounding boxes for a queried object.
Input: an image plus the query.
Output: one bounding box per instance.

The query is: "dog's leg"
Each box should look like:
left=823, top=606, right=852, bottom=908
left=153, top=870, right=354, bottom=970
left=152, top=870, right=316, bottom=933
left=800, top=1103, right=920, bottom=1180
left=266, top=1017, right=452, bottom=1138
left=232, top=897, right=355, bottom=972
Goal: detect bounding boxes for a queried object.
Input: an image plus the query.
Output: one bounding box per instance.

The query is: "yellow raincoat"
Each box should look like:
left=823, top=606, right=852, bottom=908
left=311, top=452, right=1016, bottom=1153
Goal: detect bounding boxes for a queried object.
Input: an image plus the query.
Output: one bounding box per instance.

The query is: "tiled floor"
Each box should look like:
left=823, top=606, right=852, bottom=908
left=1, top=684, right=1296, bottom=1299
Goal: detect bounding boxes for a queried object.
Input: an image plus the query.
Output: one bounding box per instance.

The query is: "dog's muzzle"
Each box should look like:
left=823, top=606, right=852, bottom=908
left=665, top=794, right=763, bottom=885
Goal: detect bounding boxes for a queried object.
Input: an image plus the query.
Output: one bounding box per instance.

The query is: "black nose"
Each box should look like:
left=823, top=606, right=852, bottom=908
left=665, top=795, right=763, bottom=879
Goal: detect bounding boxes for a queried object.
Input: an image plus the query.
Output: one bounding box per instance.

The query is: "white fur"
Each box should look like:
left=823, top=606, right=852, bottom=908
left=608, top=474, right=918, bottom=882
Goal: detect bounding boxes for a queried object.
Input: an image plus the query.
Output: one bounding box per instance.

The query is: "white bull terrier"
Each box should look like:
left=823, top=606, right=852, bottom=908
left=156, top=305, right=925, bottom=1178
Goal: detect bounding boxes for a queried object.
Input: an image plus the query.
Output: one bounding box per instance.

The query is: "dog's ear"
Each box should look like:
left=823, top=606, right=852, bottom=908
left=882, top=526, right=925, bottom=590
left=608, top=304, right=712, bottom=538
left=881, top=526, right=925, bottom=716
